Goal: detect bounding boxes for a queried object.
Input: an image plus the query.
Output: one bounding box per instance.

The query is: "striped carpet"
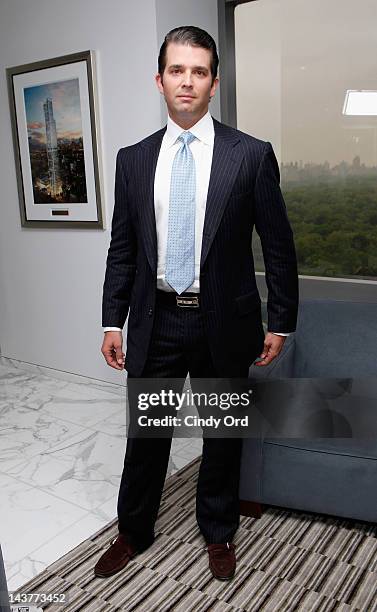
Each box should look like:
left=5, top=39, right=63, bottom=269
left=13, top=457, right=377, bottom=611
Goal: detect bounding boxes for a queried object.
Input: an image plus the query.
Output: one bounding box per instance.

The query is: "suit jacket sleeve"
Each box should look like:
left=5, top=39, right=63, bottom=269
left=254, top=141, right=299, bottom=332
left=102, top=148, right=137, bottom=328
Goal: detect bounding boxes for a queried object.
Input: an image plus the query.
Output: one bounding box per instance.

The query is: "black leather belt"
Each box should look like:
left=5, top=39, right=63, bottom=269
left=156, top=289, right=200, bottom=308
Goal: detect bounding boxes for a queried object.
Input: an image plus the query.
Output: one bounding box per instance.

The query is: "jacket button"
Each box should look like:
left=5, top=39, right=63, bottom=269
left=148, top=308, right=153, bottom=316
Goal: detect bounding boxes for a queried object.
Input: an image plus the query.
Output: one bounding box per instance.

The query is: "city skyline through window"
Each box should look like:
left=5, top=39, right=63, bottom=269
left=235, top=0, right=377, bottom=280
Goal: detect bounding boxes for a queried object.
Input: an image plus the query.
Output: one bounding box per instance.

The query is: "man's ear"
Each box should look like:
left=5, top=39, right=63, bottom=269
left=155, top=73, right=164, bottom=94
left=210, top=76, right=219, bottom=99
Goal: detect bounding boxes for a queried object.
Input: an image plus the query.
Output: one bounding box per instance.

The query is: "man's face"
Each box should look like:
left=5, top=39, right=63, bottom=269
left=156, top=42, right=219, bottom=126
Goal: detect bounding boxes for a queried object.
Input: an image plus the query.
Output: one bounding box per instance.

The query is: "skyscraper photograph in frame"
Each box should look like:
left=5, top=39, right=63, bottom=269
left=24, top=79, right=87, bottom=205
left=6, top=50, right=104, bottom=228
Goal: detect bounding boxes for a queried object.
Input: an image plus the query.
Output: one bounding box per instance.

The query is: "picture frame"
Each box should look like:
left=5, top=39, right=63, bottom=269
left=6, top=50, right=104, bottom=228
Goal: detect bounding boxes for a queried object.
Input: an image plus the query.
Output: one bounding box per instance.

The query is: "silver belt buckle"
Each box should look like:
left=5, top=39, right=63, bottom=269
left=176, top=295, right=199, bottom=308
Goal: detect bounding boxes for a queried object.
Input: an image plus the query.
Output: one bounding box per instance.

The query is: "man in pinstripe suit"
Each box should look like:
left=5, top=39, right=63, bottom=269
left=96, top=26, right=298, bottom=581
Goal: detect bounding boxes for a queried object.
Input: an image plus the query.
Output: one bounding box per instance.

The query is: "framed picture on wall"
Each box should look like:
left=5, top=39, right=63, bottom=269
left=6, top=50, right=104, bottom=228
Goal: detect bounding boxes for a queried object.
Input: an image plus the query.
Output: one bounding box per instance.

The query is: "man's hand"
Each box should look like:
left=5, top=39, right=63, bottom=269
left=254, top=332, right=286, bottom=367
left=101, top=331, right=125, bottom=370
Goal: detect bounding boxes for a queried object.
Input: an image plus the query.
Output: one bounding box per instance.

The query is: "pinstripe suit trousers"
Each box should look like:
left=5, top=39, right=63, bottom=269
left=117, top=294, right=250, bottom=546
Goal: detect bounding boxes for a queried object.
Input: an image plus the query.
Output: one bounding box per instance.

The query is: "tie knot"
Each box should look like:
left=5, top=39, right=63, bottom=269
left=178, top=131, right=196, bottom=147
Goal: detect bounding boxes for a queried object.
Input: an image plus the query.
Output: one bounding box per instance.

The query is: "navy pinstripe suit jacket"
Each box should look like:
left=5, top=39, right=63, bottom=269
left=102, top=118, right=299, bottom=376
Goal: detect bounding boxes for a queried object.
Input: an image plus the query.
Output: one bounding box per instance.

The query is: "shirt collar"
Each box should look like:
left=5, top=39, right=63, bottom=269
left=165, top=111, right=214, bottom=147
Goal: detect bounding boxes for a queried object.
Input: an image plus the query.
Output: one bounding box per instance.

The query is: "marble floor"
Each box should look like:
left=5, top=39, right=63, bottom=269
left=0, top=358, right=203, bottom=592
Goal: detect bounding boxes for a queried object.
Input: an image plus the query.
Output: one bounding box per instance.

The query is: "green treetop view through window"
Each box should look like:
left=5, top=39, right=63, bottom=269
left=253, top=160, right=377, bottom=280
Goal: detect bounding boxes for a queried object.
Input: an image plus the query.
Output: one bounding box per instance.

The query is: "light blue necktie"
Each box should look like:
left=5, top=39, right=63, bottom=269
left=165, top=131, right=196, bottom=294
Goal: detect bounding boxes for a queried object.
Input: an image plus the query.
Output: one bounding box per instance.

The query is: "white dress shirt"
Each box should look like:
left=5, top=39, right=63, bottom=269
left=104, top=111, right=288, bottom=336
left=155, top=110, right=214, bottom=292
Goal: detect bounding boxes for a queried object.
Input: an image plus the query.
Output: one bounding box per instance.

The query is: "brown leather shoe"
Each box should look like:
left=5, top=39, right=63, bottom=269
left=207, top=542, right=236, bottom=580
left=94, top=533, right=139, bottom=578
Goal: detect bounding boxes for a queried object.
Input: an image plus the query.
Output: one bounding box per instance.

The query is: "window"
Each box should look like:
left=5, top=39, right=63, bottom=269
left=219, top=0, right=377, bottom=298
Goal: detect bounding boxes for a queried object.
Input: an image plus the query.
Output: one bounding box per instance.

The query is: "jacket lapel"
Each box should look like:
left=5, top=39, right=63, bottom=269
left=200, top=119, right=244, bottom=267
left=137, top=119, right=243, bottom=274
left=138, top=127, right=166, bottom=273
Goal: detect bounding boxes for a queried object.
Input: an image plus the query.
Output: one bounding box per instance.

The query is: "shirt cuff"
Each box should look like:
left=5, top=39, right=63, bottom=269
left=103, top=327, right=122, bottom=332
left=269, top=331, right=290, bottom=337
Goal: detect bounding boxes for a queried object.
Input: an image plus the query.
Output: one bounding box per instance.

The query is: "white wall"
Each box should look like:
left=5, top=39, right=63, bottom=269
left=0, top=0, right=161, bottom=382
left=0, top=0, right=219, bottom=383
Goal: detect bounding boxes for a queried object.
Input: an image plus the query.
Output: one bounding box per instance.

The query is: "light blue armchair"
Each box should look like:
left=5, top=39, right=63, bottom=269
left=239, top=299, right=377, bottom=523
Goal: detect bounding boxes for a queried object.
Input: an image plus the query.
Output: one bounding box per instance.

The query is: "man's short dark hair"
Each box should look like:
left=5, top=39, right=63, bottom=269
left=158, top=26, right=219, bottom=84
